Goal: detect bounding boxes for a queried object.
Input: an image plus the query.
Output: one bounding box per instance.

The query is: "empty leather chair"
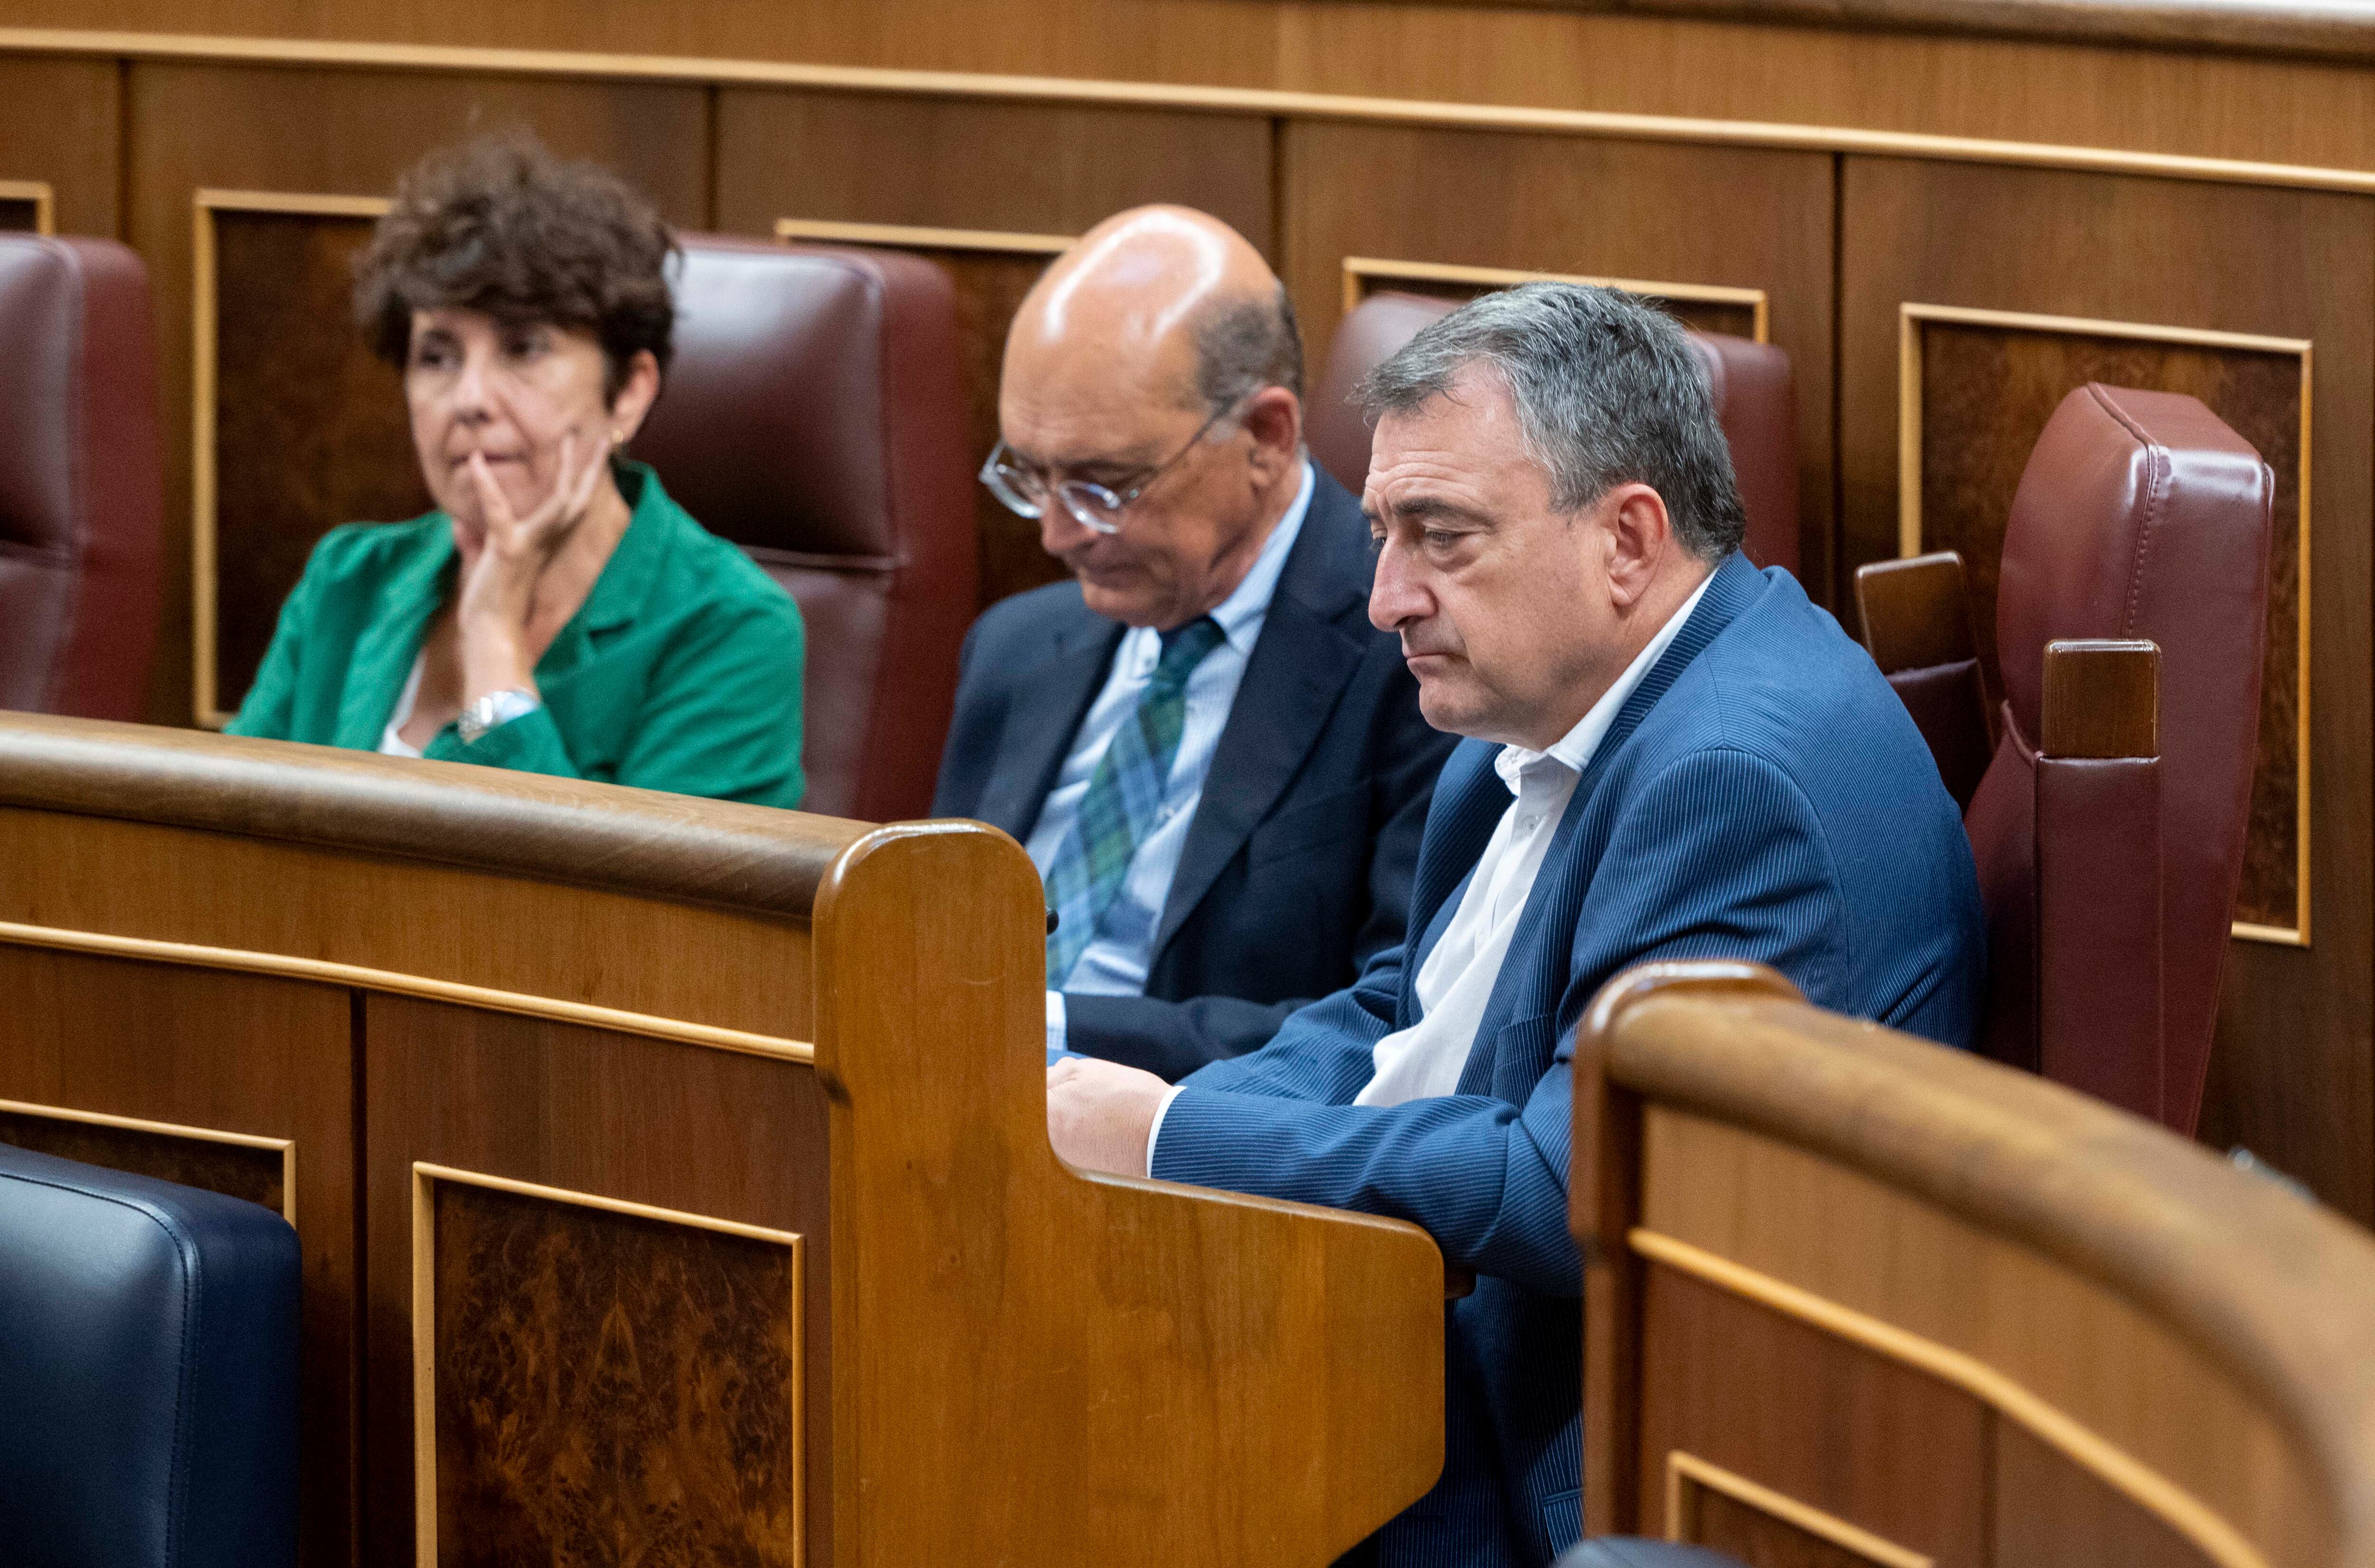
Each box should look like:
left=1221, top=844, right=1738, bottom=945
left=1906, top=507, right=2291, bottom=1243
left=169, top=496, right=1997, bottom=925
left=1305, top=289, right=1800, bottom=574
left=1859, top=385, right=2272, bottom=1132
left=0, top=234, right=163, bottom=720
left=634, top=234, right=977, bottom=821
left=0, top=1142, right=299, bottom=1568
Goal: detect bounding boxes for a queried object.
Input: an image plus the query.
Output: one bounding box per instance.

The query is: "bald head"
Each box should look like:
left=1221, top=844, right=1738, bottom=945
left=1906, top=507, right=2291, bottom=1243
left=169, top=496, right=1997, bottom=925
left=1007, top=205, right=1295, bottom=418
left=994, top=206, right=1309, bottom=632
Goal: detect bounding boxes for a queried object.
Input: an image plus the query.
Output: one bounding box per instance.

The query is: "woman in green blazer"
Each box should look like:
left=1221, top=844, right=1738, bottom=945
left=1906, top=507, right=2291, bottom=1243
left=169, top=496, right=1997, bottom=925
left=228, top=134, right=805, bottom=810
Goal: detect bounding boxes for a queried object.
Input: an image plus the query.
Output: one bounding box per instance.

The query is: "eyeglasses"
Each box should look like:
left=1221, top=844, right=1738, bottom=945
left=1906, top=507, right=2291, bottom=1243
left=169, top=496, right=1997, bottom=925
left=978, top=400, right=1241, bottom=535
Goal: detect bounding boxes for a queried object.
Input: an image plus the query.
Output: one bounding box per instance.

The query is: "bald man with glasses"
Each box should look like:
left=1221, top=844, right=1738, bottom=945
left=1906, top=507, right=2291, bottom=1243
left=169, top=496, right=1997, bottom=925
left=933, top=206, right=1454, bottom=1080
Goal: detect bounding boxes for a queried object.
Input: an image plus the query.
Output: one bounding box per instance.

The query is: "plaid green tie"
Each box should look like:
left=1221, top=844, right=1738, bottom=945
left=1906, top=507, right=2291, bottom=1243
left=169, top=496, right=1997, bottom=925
left=1044, top=616, right=1227, bottom=986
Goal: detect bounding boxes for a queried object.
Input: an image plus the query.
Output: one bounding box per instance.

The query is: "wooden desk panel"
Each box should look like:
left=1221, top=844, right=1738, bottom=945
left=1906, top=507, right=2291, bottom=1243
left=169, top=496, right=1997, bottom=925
left=362, top=996, right=832, bottom=1568
left=0, top=944, right=358, bottom=1568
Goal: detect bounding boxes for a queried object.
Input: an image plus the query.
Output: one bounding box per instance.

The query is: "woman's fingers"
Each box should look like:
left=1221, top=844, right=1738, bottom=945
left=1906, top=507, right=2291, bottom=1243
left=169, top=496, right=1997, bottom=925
left=466, top=451, right=515, bottom=540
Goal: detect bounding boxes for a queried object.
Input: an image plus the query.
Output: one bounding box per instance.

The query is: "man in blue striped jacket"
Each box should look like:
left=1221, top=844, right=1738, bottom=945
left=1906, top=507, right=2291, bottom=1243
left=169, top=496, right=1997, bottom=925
left=1048, top=281, right=1986, bottom=1567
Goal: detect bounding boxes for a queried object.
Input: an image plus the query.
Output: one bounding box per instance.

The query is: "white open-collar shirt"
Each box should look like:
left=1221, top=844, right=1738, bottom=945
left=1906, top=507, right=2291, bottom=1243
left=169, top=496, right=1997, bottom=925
left=1144, top=565, right=1714, bottom=1166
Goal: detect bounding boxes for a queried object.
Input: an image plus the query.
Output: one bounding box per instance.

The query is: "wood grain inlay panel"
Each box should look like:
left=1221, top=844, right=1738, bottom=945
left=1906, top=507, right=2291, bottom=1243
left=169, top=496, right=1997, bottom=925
left=208, top=203, right=429, bottom=722
left=0, top=1106, right=284, bottom=1213
left=427, top=1178, right=803, bottom=1568
left=1908, top=316, right=2304, bottom=934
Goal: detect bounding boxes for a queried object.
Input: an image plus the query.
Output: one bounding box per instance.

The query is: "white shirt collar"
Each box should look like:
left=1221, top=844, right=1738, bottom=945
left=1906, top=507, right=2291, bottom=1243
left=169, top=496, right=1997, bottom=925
left=1204, top=459, right=1315, bottom=653
left=1494, top=564, right=1719, bottom=793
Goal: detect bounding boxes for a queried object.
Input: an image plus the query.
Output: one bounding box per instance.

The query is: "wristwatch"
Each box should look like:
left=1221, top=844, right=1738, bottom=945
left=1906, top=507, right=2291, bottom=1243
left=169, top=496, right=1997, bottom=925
left=458, top=688, right=542, bottom=745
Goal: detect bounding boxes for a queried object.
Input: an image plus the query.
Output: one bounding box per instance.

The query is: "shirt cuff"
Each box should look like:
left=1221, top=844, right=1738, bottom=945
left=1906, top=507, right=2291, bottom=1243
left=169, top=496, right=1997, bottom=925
left=1143, top=1086, right=1185, bottom=1177
left=1045, top=990, right=1067, bottom=1057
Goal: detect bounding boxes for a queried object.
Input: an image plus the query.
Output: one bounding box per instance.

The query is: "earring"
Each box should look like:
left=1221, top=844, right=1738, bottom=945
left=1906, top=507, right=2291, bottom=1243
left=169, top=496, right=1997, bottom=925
left=609, top=427, right=626, bottom=444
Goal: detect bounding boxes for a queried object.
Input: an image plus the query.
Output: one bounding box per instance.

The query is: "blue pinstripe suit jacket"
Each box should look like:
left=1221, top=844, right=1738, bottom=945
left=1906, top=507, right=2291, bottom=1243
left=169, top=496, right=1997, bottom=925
left=1151, top=550, right=1987, bottom=1568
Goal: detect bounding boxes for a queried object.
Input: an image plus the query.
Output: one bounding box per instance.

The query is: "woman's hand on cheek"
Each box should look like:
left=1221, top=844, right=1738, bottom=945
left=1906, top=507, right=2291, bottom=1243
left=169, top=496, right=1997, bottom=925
left=454, top=431, right=613, bottom=699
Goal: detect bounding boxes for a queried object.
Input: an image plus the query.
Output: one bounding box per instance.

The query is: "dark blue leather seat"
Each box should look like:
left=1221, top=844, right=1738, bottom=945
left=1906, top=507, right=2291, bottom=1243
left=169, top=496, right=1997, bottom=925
left=1559, top=1541, right=1745, bottom=1568
left=0, top=1141, right=299, bottom=1568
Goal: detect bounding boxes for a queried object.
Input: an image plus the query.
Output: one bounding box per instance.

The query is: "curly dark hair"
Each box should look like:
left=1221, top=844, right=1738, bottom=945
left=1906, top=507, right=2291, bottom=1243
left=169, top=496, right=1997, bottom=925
left=352, top=132, right=675, bottom=402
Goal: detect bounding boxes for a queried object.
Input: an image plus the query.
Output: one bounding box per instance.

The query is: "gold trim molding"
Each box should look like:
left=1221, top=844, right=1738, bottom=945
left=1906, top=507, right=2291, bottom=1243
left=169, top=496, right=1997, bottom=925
left=190, top=188, right=394, bottom=730
left=0, top=1096, right=296, bottom=1223
left=776, top=216, right=1074, bottom=255
left=1344, top=256, right=1770, bottom=342
left=1633, top=1226, right=2271, bottom=1568
left=1665, top=1450, right=1931, bottom=1568
left=1896, top=300, right=2314, bottom=947
left=409, top=1162, right=806, bottom=1568
left=8, top=27, right=2375, bottom=196
left=0, top=179, right=55, bottom=234
left=0, top=917, right=813, bottom=1062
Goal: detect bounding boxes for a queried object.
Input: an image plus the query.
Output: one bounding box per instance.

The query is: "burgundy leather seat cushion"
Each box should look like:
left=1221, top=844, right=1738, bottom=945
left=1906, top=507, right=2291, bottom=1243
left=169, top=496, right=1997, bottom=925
left=1307, top=290, right=1798, bottom=574
left=0, top=234, right=162, bottom=720
left=1965, top=383, right=2271, bottom=1127
left=634, top=234, right=977, bottom=821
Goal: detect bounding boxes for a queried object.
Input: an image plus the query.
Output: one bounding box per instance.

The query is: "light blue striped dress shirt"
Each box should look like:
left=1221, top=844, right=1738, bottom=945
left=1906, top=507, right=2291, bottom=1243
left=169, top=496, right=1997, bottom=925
left=1028, top=462, right=1317, bottom=1052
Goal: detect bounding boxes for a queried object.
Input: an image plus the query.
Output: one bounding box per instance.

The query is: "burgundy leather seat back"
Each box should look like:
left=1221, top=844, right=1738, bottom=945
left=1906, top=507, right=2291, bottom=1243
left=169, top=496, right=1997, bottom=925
left=1964, top=384, right=2271, bottom=1129
left=1307, top=290, right=1799, bottom=573
left=0, top=235, right=162, bottom=720
left=633, top=235, right=977, bottom=822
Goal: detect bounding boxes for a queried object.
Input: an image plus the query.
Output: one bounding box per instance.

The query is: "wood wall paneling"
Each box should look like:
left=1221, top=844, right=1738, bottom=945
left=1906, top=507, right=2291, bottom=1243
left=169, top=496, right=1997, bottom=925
left=718, top=88, right=1275, bottom=605
left=1898, top=305, right=2309, bottom=942
left=415, top=1166, right=804, bottom=1568
left=1342, top=256, right=1767, bottom=343
left=0, top=57, right=116, bottom=237
left=362, top=996, right=832, bottom=1568
left=127, top=60, right=712, bottom=726
left=0, top=944, right=358, bottom=1568
left=1280, top=123, right=1839, bottom=600
left=24, top=1, right=2375, bottom=180
left=1839, top=157, right=2375, bottom=1218
left=198, top=194, right=423, bottom=725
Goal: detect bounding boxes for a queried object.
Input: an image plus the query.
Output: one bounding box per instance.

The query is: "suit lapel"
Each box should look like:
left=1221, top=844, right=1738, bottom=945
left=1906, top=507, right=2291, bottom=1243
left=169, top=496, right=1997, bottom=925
left=970, top=614, right=1124, bottom=841
left=1151, top=472, right=1374, bottom=956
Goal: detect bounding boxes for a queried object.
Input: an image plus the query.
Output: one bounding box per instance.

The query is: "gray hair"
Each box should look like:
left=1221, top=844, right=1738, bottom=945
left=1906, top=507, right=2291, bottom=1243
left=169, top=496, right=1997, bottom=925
left=1355, top=282, right=1747, bottom=561
left=1191, top=283, right=1304, bottom=413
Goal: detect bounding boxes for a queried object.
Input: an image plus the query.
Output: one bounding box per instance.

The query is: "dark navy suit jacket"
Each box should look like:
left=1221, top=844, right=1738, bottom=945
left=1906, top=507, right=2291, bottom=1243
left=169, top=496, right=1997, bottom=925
left=1152, top=552, right=1987, bottom=1568
left=932, top=468, right=1457, bottom=1079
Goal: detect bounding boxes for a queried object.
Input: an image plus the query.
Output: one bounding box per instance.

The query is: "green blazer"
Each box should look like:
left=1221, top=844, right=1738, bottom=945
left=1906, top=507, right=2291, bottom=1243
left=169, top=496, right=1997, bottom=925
left=228, top=462, right=806, bottom=809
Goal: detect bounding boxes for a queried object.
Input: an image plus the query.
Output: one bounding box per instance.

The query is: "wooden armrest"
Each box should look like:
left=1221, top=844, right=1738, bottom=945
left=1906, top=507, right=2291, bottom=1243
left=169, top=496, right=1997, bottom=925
left=2041, top=639, right=2158, bottom=759
left=2035, top=638, right=2165, bottom=1123
left=1853, top=551, right=1977, bottom=675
